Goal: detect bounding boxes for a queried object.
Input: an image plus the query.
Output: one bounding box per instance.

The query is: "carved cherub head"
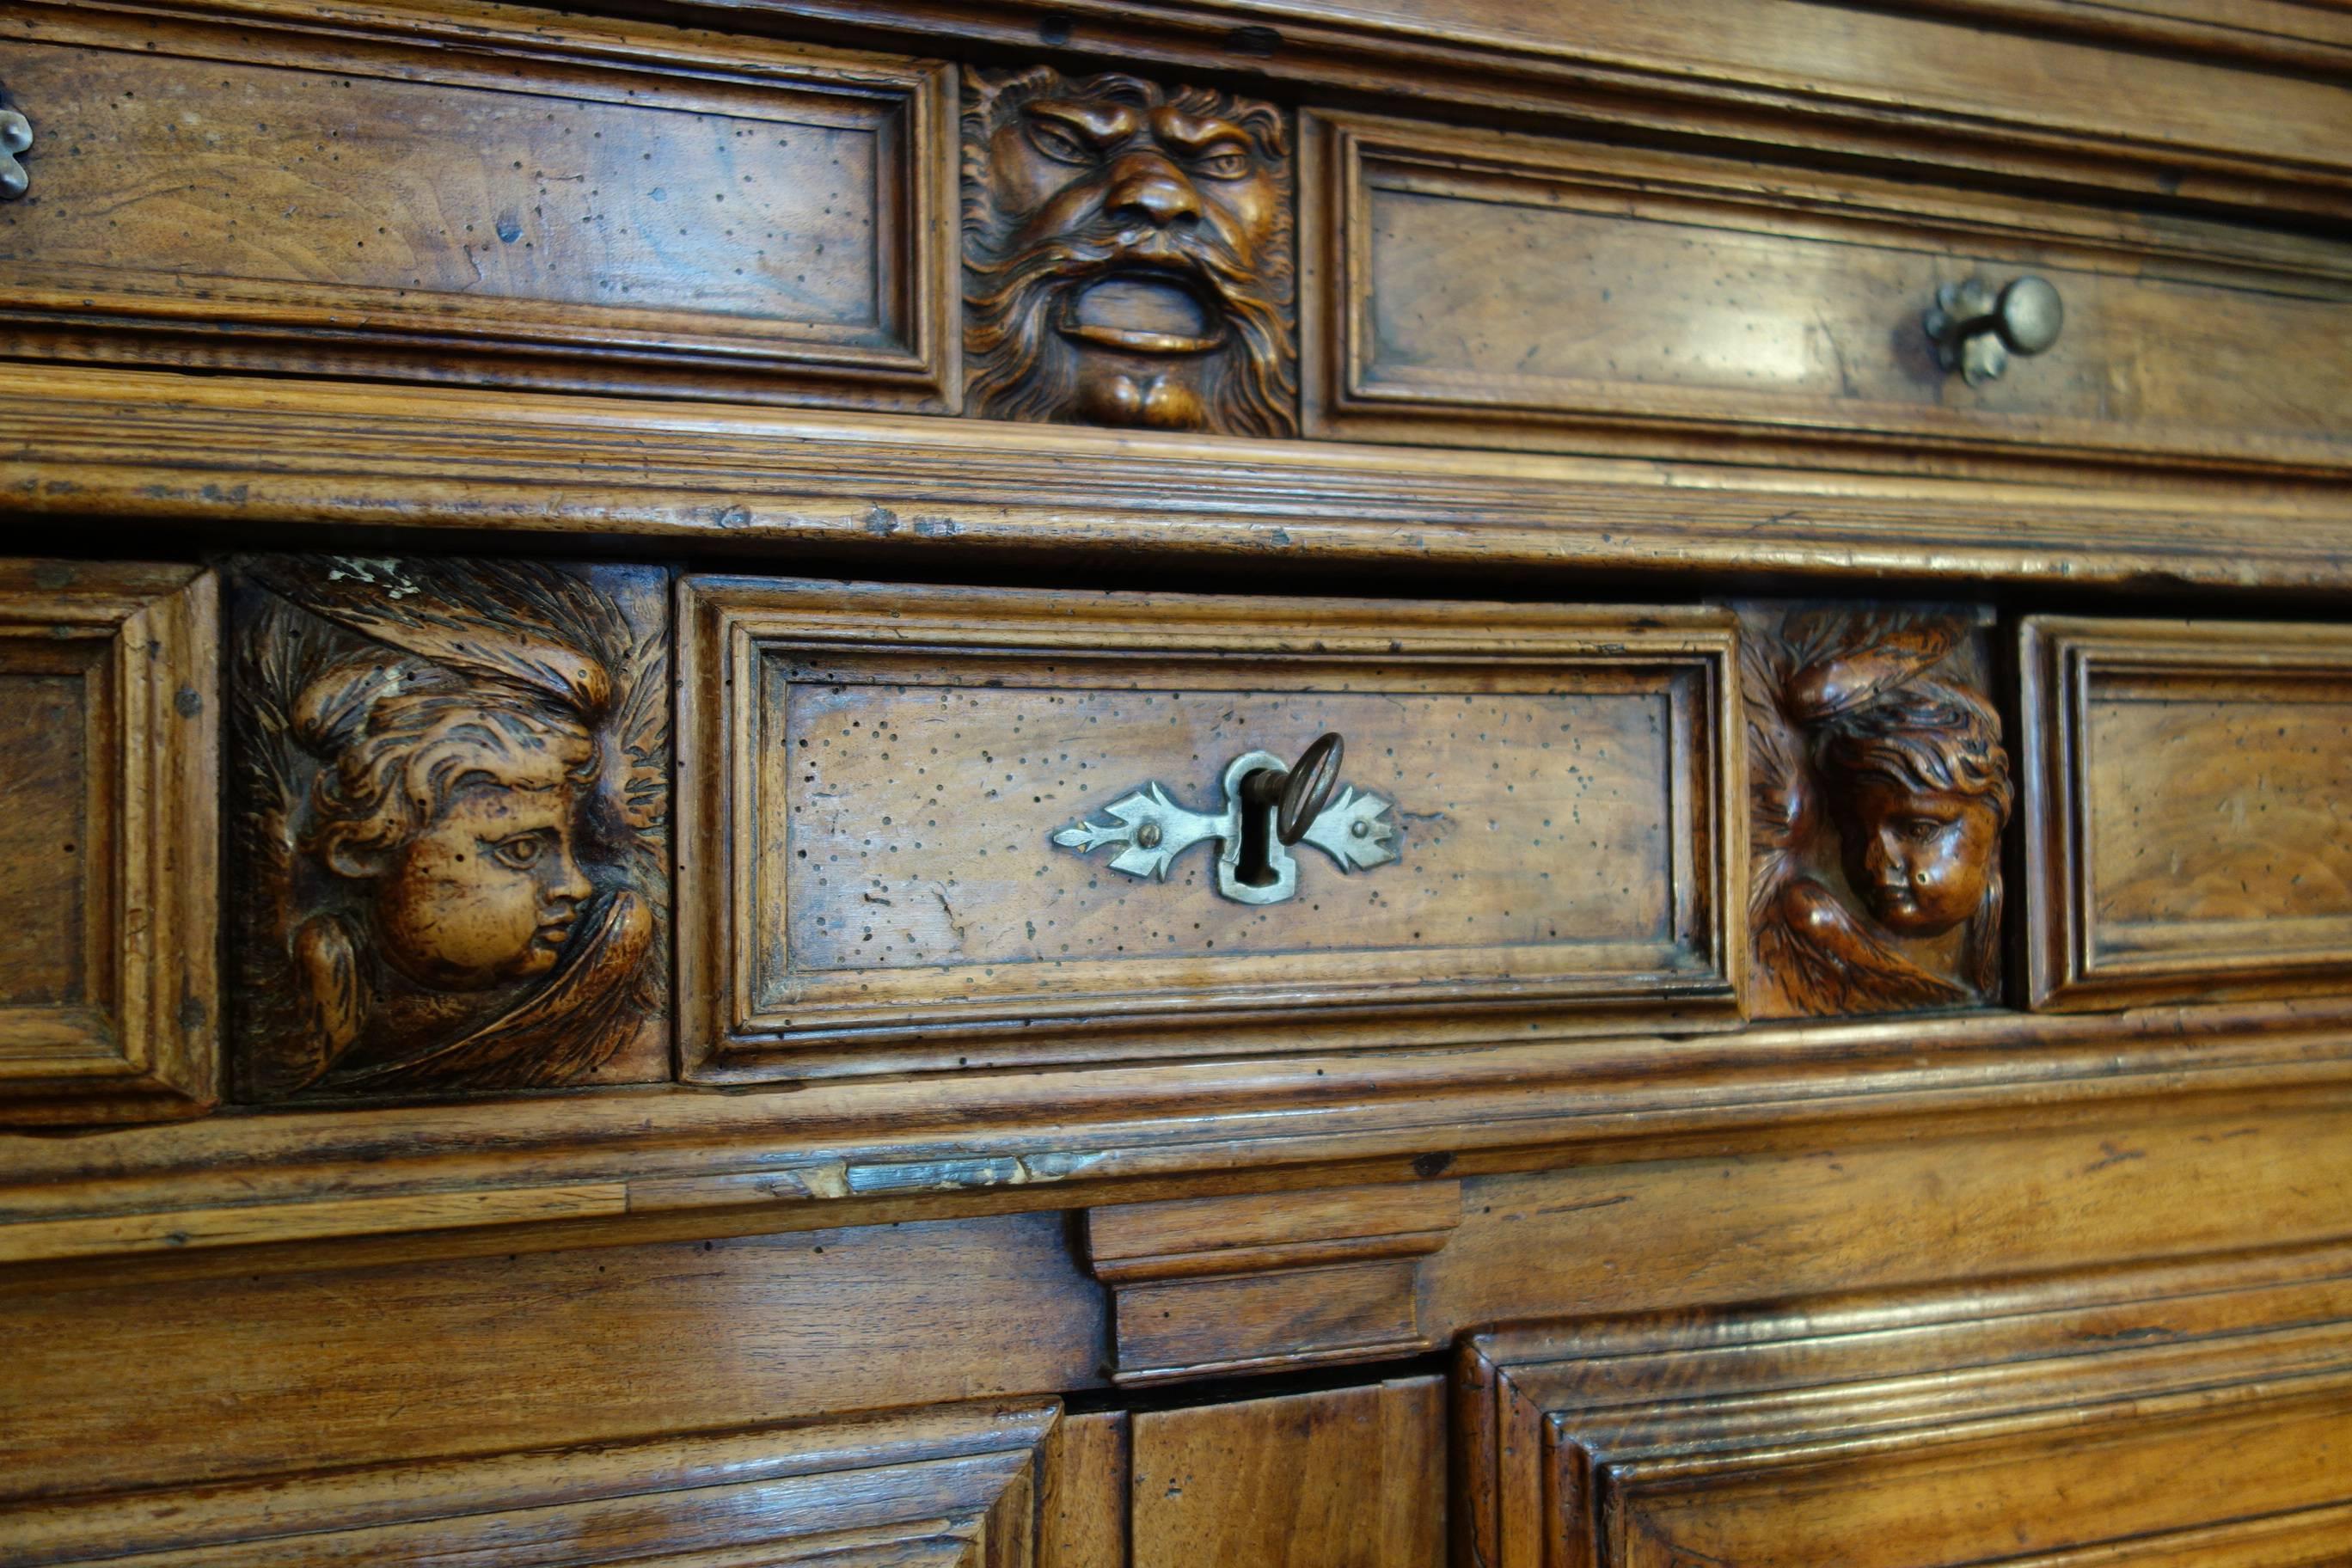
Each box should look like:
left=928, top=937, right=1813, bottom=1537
left=963, top=66, right=1297, bottom=436
left=1821, top=678, right=2012, bottom=942
left=296, top=664, right=599, bottom=993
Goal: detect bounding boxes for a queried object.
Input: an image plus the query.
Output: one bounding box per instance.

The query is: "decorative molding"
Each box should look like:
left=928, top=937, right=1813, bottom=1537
left=1460, top=1252, right=2352, bottom=1567
left=0, top=1400, right=1062, bottom=1567
left=1743, top=603, right=2010, bottom=1018
left=3, top=995, right=2350, bottom=1267
left=8, top=367, right=2351, bottom=595
left=228, top=558, right=670, bottom=1100
left=963, top=65, right=1297, bottom=436
left=0, top=560, right=217, bottom=1125
left=2022, top=616, right=2352, bottom=1011
left=1085, top=1180, right=1461, bottom=1382
left=696, top=0, right=2352, bottom=225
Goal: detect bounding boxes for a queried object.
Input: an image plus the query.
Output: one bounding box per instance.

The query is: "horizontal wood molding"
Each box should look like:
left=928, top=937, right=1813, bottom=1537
left=1461, top=1248, right=2352, bottom=1567
left=2022, top=617, right=2352, bottom=1010
left=1085, top=1181, right=1461, bottom=1381
left=649, top=0, right=2352, bottom=224
left=7, top=368, right=2352, bottom=593
left=1, top=0, right=959, bottom=411
left=5, top=996, right=2352, bottom=1268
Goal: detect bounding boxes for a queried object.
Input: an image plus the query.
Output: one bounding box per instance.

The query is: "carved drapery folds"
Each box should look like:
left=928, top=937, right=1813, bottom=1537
left=1744, top=604, right=2012, bottom=1018
left=962, top=64, right=1299, bottom=437
left=230, top=559, right=669, bottom=1099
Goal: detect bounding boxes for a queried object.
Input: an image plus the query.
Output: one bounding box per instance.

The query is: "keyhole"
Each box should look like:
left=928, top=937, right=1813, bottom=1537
left=1234, top=769, right=1281, bottom=887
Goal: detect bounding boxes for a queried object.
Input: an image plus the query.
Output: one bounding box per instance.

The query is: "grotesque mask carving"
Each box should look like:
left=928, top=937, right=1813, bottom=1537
left=963, top=65, right=1298, bottom=437
left=231, top=558, right=669, bottom=1099
left=1747, top=605, right=2012, bottom=1018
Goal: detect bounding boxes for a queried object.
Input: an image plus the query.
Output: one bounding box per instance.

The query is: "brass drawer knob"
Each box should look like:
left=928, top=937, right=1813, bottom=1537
left=0, top=107, right=29, bottom=201
left=1051, top=732, right=1399, bottom=906
left=1924, top=275, right=2063, bottom=385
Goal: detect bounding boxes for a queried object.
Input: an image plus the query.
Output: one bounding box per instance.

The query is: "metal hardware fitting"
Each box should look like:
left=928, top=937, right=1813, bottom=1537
left=0, top=109, right=30, bottom=201
left=1923, top=274, right=2062, bottom=385
left=1050, top=734, right=1399, bottom=905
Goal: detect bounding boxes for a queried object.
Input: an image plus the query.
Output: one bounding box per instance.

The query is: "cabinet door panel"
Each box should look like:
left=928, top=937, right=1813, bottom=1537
left=1130, top=1378, right=1442, bottom=1568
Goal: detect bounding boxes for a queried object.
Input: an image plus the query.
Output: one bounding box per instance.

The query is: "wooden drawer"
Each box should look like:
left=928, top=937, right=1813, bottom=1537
left=677, top=582, right=1743, bottom=1081
left=1303, top=113, right=2352, bottom=476
left=0, top=1, right=954, bottom=408
left=2021, top=617, right=2352, bottom=1010
left=0, top=561, right=216, bottom=1124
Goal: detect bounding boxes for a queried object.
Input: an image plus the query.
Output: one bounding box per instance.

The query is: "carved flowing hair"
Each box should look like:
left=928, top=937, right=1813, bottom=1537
left=1820, top=678, right=2012, bottom=995
left=292, top=660, right=599, bottom=876
left=962, top=66, right=1299, bottom=437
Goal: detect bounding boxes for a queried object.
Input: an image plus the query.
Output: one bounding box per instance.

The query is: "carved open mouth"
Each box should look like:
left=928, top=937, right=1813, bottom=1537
left=533, top=913, right=578, bottom=948
left=1059, top=273, right=1225, bottom=356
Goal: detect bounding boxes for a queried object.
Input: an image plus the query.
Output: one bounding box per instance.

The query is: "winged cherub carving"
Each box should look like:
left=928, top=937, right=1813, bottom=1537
left=231, top=558, right=668, bottom=1099
left=1746, top=607, right=2012, bottom=1018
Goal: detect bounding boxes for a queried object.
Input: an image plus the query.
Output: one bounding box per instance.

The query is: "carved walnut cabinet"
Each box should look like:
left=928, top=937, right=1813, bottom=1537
left=2, top=2, right=2349, bottom=1564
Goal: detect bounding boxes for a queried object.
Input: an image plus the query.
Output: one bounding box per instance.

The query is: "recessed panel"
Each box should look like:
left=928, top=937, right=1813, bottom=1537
left=2024, top=618, right=2352, bottom=1009
left=680, top=582, right=1742, bottom=1080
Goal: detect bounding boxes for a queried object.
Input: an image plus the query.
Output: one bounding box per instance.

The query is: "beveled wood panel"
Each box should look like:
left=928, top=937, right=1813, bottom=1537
left=0, top=1400, right=1061, bottom=1567
left=1304, top=113, right=2352, bottom=476
left=2022, top=618, right=2352, bottom=1010
left=0, top=560, right=216, bottom=1125
left=0, top=1, right=955, bottom=409
left=678, top=580, right=1743, bottom=1081
left=1130, top=1378, right=1443, bottom=1568
left=1461, top=1255, right=2352, bottom=1568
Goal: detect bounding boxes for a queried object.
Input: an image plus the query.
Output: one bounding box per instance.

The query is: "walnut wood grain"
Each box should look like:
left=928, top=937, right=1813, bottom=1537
left=10, top=365, right=2352, bottom=592
left=1086, top=1181, right=1461, bottom=1382
left=0, top=0, right=958, bottom=411
left=678, top=579, right=1743, bottom=1081
left=2023, top=617, right=2352, bottom=1011
left=1303, top=111, right=2352, bottom=478
left=1130, top=1378, right=1443, bottom=1568
left=689, top=0, right=2352, bottom=223
left=1461, top=1254, right=2352, bottom=1568
left=0, top=560, right=217, bottom=1126
left=0, top=1400, right=1063, bottom=1567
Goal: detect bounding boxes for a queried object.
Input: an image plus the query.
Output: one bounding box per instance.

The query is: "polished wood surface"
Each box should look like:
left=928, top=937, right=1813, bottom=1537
left=1130, top=1379, right=1444, bottom=1568
left=1305, top=112, right=2352, bottom=476
left=0, top=0, right=958, bottom=409
left=1, top=1, right=2347, bottom=1564
left=1464, top=1255, right=2352, bottom=1567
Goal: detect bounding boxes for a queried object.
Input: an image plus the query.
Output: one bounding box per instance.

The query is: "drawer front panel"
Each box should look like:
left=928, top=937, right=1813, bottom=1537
left=679, top=582, right=1742, bottom=1080
left=2023, top=618, right=2352, bottom=1009
left=1305, top=114, right=2352, bottom=475
left=0, top=3, right=953, bottom=408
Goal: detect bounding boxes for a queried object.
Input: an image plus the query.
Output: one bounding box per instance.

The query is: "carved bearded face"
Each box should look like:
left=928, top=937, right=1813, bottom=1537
left=964, top=67, right=1297, bottom=437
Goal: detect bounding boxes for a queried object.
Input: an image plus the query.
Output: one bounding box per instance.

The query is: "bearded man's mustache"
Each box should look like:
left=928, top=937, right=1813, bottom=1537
left=965, top=210, right=1295, bottom=435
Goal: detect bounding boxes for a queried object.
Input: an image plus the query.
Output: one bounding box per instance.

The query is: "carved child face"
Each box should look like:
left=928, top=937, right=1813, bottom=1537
left=965, top=70, right=1296, bottom=436
left=365, top=744, right=595, bottom=993
left=1841, top=781, right=2001, bottom=937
